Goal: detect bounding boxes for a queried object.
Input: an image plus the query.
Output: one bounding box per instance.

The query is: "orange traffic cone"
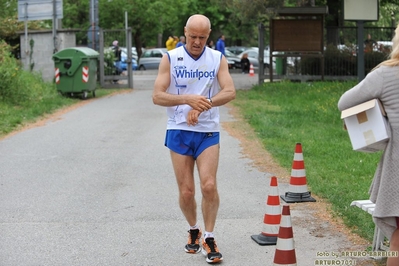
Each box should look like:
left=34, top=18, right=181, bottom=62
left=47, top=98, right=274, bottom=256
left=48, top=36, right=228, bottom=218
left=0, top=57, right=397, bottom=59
left=249, top=63, right=255, bottom=76
left=281, top=143, right=316, bottom=203
left=251, top=176, right=281, bottom=245
left=273, top=205, right=297, bottom=266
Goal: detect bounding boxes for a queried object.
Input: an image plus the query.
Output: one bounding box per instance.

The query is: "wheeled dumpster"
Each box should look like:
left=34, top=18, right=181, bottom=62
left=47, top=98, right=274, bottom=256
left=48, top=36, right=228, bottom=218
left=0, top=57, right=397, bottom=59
left=52, top=47, right=99, bottom=99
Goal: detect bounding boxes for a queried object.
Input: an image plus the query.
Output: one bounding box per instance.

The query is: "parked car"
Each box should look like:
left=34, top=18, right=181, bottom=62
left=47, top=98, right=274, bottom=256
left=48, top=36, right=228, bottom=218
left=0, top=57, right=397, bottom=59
left=104, top=47, right=138, bottom=73
left=120, top=47, right=138, bottom=61
left=117, top=49, right=138, bottom=71
left=106, top=46, right=138, bottom=61
left=115, top=56, right=138, bottom=72
left=237, top=47, right=275, bottom=69
left=138, top=48, right=167, bottom=70
left=376, top=41, right=392, bottom=52
left=226, top=46, right=251, bottom=55
left=336, top=44, right=357, bottom=56
left=225, top=49, right=241, bottom=69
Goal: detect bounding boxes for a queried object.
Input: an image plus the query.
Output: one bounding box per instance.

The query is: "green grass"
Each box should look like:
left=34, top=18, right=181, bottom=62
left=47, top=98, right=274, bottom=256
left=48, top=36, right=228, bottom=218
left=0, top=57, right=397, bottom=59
left=0, top=87, right=124, bottom=137
left=233, top=80, right=382, bottom=242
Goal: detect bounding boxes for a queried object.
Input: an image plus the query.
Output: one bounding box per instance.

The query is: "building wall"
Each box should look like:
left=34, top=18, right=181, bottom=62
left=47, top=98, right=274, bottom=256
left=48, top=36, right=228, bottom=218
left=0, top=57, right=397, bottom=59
left=20, top=30, right=76, bottom=82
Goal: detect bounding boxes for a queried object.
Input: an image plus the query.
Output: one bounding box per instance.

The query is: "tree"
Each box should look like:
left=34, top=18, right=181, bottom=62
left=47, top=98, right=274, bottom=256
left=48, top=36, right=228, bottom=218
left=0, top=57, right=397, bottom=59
left=126, top=0, right=186, bottom=48
left=0, top=0, right=47, bottom=58
left=89, top=0, right=188, bottom=56
left=211, top=0, right=284, bottom=46
left=62, top=0, right=91, bottom=29
left=5, top=0, right=399, bottom=58
left=379, top=1, right=399, bottom=28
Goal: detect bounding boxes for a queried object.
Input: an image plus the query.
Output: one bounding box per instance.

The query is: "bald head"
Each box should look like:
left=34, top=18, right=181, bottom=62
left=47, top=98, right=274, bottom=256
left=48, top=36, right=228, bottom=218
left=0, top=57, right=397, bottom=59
left=183, top=14, right=212, bottom=58
left=186, top=14, right=211, bottom=32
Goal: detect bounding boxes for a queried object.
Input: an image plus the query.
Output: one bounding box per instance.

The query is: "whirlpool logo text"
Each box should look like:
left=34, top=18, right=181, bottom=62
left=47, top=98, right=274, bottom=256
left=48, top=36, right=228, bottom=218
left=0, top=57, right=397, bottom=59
left=174, top=66, right=215, bottom=80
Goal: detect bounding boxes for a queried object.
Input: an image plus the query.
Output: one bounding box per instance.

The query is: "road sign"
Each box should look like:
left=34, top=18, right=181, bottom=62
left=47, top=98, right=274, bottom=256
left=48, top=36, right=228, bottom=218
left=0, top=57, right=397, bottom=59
left=18, top=0, right=63, bottom=21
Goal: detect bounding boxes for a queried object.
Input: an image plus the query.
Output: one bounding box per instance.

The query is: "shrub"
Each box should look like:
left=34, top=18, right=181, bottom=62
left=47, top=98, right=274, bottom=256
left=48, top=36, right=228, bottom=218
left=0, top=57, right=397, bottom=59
left=0, top=40, right=57, bottom=105
left=365, top=50, right=389, bottom=73
left=299, top=44, right=389, bottom=76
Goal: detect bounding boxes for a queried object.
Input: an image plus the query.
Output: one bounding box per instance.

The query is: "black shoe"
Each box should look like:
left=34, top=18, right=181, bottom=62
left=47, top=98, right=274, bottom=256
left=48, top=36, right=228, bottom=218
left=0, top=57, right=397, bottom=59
left=184, top=229, right=202, bottom=253
left=202, top=237, right=223, bottom=264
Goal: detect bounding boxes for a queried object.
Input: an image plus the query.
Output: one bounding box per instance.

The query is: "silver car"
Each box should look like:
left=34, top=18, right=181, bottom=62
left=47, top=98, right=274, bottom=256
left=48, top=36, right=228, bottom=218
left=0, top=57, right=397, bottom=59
left=138, top=48, right=167, bottom=70
left=237, top=47, right=275, bottom=69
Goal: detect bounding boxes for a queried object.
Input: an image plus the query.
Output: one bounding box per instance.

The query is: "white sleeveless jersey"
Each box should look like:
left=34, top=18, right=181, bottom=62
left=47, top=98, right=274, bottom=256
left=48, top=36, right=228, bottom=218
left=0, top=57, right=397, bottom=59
left=165, top=46, right=222, bottom=132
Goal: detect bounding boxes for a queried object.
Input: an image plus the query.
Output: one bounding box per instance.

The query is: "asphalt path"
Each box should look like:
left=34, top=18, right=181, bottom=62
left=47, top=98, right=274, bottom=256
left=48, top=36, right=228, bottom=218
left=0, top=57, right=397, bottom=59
left=0, top=71, right=367, bottom=265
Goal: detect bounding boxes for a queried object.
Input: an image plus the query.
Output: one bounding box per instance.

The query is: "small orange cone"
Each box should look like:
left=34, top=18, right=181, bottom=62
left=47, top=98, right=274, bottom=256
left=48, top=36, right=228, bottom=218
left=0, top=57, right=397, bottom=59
left=280, top=143, right=316, bottom=203
left=251, top=176, right=281, bottom=245
left=249, top=63, right=255, bottom=76
left=273, top=205, right=297, bottom=266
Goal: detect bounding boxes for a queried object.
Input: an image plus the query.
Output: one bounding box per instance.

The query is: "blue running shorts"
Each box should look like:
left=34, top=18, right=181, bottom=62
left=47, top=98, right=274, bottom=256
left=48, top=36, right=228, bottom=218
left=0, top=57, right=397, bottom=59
left=165, top=130, right=220, bottom=159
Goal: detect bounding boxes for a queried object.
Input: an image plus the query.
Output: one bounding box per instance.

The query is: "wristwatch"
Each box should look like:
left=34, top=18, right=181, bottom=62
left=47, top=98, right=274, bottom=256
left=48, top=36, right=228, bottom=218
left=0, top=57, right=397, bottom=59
left=207, top=98, right=212, bottom=104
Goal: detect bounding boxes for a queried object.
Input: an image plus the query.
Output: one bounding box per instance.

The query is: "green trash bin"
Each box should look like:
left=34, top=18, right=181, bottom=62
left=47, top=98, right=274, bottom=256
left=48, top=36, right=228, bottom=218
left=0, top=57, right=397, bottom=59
left=52, top=47, right=99, bottom=99
left=276, top=57, right=283, bottom=75
left=275, top=52, right=287, bottom=75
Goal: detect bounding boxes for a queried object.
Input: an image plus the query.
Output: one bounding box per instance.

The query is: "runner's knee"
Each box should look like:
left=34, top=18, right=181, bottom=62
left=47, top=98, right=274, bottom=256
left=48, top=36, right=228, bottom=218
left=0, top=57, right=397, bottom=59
left=201, top=180, right=217, bottom=198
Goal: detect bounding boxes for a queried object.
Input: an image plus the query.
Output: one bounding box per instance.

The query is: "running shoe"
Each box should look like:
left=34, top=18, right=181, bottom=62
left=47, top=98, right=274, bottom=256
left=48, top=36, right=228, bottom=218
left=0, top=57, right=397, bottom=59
left=202, top=237, right=223, bottom=264
left=184, top=229, right=202, bottom=253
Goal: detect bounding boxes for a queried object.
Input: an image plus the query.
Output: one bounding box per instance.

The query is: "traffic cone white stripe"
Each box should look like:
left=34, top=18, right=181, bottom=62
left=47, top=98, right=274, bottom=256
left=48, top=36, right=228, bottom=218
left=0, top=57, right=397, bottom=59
left=280, top=215, right=292, bottom=228
left=276, top=238, right=295, bottom=250
left=266, top=205, right=281, bottom=214
left=269, top=185, right=278, bottom=194
left=293, top=153, right=303, bottom=160
left=289, top=185, right=308, bottom=193
left=263, top=224, right=280, bottom=235
left=291, top=169, right=306, bottom=177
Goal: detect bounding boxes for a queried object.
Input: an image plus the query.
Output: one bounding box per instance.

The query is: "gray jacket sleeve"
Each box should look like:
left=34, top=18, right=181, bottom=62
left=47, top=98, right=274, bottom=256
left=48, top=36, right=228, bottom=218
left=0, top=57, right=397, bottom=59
left=338, top=67, right=384, bottom=111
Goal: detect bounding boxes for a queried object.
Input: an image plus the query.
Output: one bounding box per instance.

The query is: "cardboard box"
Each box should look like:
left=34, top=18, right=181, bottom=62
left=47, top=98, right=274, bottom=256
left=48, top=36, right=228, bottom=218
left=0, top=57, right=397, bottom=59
left=341, top=99, right=391, bottom=152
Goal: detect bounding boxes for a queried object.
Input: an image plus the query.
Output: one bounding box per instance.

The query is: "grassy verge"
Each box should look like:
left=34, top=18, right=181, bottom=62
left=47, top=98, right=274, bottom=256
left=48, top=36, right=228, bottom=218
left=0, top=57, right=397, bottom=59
left=0, top=87, right=125, bottom=138
left=232, top=80, right=382, bottom=242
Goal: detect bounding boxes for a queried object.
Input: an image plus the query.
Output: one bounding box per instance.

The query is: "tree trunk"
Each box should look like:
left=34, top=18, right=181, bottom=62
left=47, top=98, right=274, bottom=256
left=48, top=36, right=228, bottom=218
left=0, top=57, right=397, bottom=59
left=133, top=29, right=143, bottom=58
left=325, top=0, right=341, bottom=45
left=157, top=33, right=163, bottom=48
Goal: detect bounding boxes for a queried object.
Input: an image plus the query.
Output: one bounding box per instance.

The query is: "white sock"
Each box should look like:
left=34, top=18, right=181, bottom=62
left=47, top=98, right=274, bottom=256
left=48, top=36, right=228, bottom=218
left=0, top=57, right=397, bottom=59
left=204, top=231, right=214, bottom=239
left=189, top=223, right=200, bottom=230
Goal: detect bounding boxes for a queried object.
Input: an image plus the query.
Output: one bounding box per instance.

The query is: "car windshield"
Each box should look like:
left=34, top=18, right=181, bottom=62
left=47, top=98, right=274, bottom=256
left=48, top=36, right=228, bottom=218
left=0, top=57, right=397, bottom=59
left=142, top=51, right=151, bottom=58
left=225, top=50, right=235, bottom=57
left=152, top=51, right=163, bottom=58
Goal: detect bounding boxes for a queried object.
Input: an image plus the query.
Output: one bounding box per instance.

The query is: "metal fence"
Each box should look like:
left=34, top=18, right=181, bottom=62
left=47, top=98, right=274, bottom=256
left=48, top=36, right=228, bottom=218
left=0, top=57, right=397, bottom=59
left=79, top=26, right=396, bottom=83
left=80, top=28, right=133, bottom=88
left=273, top=26, right=396, bottom=81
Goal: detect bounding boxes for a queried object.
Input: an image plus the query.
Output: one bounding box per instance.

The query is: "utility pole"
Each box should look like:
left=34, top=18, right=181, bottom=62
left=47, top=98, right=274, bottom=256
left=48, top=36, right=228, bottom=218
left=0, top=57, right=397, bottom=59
left=89, top=0, right=99, bottom=50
